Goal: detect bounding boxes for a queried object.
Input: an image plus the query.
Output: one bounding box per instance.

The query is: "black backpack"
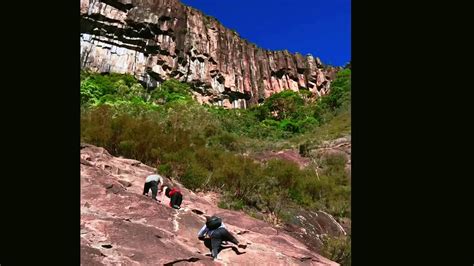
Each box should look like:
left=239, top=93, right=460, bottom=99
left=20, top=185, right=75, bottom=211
left=206, top=216, right=222, bottom=230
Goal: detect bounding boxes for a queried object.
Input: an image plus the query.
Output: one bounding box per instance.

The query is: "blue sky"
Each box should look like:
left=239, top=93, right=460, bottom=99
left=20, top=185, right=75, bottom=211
left=181, top=0, right=351, bottom=66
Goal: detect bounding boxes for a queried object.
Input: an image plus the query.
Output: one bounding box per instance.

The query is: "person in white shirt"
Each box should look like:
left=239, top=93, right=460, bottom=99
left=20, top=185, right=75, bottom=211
left=142, top=173, right=164, bottom=201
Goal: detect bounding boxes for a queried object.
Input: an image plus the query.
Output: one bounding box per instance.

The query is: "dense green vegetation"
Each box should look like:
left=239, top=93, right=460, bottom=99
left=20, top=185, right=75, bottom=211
left=80, top=69, right=351, bottom=263
left=321, top=235, right=351, bottom=265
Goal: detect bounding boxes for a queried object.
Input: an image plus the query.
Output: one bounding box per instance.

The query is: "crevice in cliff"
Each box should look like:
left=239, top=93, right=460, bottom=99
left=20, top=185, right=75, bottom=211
left=208, top=56, right=218, bottom=65
left=125, top=20, right=175, bottom=37
left=86, top=13, right=123, bottom=24
left=224, top=90, right=251, bottom=101
left=83, top=25, right=174, bottom=59
left=82, top=17, right=150, bottom=46
left=272, top=69, right=288, bottom=79
left=88, top=36, right=144, bottom=53
left=190, top=82, right=215, bottom=97
left=146, top=70, right=165, bottom=83
left=184, top=55, right=192, bottom=82
left=145, top=45, right=171, bottom=56
left=158, top=15, right=173, bottom=22
left=209, top=69, right=219, bottom=78
left=100, top=0, right=133, bottom=12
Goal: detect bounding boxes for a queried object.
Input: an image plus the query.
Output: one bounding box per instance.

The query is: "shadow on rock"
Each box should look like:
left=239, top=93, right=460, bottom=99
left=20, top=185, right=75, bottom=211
left=163, top=257, right=201, bottom=265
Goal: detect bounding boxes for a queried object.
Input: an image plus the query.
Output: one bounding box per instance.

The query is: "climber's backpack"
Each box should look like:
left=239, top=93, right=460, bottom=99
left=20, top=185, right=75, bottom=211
left=206, top=216, right=222, bottom=230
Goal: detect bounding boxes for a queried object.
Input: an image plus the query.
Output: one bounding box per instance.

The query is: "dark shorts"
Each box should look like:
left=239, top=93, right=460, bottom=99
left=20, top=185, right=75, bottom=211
left=143, top=180, right=158, bottom=200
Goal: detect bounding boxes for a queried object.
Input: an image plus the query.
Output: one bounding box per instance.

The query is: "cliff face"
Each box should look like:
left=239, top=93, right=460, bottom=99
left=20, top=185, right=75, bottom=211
left=80, top=0, right=339, bottom=108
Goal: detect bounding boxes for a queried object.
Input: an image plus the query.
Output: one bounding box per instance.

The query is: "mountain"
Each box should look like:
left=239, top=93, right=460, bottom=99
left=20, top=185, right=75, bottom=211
left=80, top=0, right=339, bottom=108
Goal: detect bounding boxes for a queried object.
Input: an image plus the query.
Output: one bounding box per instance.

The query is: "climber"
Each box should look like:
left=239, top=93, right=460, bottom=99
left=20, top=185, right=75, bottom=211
left=142, top=173, right=164, bottom=202
left=160, top=185, right=183, bottom=209
left=198, top=215, right=247, bottom=260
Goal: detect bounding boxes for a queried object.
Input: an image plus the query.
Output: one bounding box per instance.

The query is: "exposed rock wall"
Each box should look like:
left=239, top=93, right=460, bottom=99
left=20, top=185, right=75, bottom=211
left=80, top=0, right=339, bottom=107
left=80, top=144, right=339, bottom=265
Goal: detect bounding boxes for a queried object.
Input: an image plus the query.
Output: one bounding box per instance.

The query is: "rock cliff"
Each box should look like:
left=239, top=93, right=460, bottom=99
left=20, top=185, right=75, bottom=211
left=80, top=0, right=340, bottom=108
left=80, top=144, right=339, bottom=265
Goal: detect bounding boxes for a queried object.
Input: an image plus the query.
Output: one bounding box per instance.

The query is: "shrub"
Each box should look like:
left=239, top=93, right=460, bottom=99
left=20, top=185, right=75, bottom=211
left=80, top=69, right=351, bottom=231
left=157, top=163, right=172, bottom=177
left=318, top=69, right=351, bottom=112
left=320, top=235, right=351, bottom=266
left=259, top=90, right=304, bottom=120
left=218, top=194, right=245, bottom=210
left=150, top=79, right=193, bottom=104
left=278, top=119, right=300, bottom=133
left=181, top=162, right=209, bottom=190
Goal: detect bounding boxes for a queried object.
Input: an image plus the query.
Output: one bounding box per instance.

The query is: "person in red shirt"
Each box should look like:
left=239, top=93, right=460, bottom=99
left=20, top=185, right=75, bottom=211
left=160, top=185, right=183, bottom=209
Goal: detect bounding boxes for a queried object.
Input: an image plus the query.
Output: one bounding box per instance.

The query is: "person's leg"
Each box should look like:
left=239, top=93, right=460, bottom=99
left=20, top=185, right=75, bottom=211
left=170, top=193, right=181, bottom=208
left=221, top=228, right=239, bottom=245
left=176, top=193, right=183, bottom=207
left=209, top=228, right=228, bottom=259
left=150, top=181, right=158, bottom=200
left=170, top=193, right=177, bottom=206
left=210, top=237, right=223, bottom=259
left=203, top=238, right=212, bottom=253
left=143, top=181, right=151, bottom=195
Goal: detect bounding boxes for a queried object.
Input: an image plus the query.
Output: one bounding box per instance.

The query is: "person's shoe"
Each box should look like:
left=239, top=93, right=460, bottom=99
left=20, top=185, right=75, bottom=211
left=238, top=244, right=247, bottom=249
left=143, top=193, right=148, bottom=196
left=172, top=205, right=180, bottom=209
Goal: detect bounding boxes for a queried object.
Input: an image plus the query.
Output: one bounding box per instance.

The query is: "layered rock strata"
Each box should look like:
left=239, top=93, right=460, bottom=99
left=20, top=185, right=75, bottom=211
left=80, top=0, right=339, bottom=107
